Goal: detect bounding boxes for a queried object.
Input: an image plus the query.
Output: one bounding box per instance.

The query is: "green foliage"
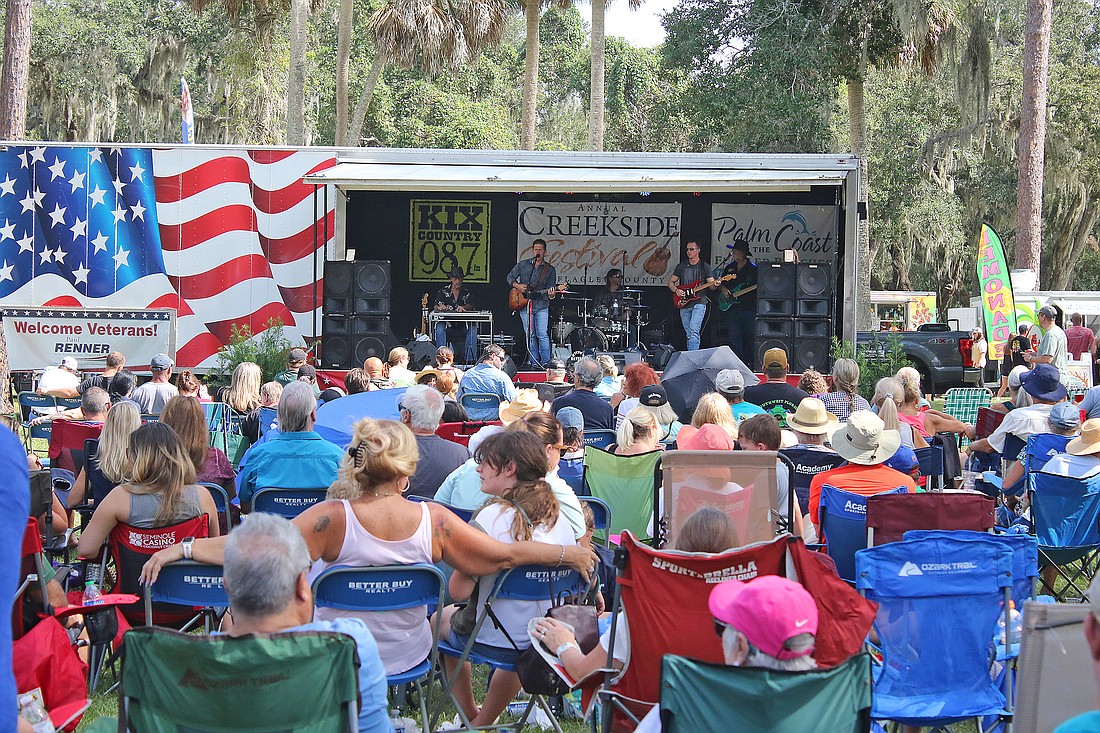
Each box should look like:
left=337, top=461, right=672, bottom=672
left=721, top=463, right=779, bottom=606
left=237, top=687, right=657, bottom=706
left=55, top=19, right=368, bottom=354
left=208, top=318, right=295, bottom=388
left=831, top=333, right=911, bottom=397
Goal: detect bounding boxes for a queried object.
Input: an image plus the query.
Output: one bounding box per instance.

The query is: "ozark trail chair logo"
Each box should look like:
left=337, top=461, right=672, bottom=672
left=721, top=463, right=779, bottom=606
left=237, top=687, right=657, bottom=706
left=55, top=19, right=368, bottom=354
left=898, top=561, right=923, bottom=577
left=179, top=668, right=209, bottom=690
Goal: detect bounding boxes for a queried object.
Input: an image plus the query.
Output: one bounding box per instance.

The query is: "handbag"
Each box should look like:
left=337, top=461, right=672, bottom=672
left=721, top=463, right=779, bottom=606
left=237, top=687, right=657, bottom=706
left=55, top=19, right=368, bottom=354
left=513, top=577, right=601, bottom=695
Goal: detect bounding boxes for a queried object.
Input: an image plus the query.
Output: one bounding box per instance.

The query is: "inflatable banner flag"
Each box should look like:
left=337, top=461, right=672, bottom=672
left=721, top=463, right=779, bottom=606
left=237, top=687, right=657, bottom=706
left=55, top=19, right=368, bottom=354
left=976, top=225, right=1017, bottom=361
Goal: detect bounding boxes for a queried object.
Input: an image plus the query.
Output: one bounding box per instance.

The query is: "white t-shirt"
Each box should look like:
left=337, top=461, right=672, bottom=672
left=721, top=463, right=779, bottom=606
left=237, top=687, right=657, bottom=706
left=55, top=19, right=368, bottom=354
left=37, top=367, right=79, bottom=395
left=988, top=403, right=1054, bottom=453
left=973, top=338, right=988, bottom=369
left=472, top=502, right=577, bottom=649
left=1041, top=453, right=1100, bottom=479
left=546, top=472, right=586, bottom=540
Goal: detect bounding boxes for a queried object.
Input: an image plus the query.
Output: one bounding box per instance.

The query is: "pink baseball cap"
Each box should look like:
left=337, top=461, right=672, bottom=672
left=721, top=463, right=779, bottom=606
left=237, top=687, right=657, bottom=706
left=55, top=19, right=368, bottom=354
left=708, top=576, right=818, bottom=661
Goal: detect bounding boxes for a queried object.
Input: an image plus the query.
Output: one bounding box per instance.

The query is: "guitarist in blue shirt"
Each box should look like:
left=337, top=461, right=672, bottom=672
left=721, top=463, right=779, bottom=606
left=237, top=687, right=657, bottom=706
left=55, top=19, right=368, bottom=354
left=507, top=239, right=560, bottom=368
left=716, top=240, right=758, bottom=369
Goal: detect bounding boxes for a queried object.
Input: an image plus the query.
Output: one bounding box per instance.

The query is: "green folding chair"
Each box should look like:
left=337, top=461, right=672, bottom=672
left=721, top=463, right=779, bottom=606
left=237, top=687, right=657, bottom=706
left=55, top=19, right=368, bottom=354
left=118, top=626, right=362, bottom=732
left=659, top=652, right=872, bottom=733
left=581, top=446, right=661, bottom=543
left=943, top=387, right=992, bottom=447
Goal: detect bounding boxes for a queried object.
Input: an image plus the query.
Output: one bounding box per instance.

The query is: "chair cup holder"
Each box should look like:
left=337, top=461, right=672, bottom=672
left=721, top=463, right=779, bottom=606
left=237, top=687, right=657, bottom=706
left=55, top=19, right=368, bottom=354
left=85, top=607, right=118, bottom=643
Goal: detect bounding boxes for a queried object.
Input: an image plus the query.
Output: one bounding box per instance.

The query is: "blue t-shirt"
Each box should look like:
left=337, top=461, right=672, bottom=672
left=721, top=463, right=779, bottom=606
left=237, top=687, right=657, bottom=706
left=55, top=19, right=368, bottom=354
left=236, top=431, right=345, bottom=505
left=1055, top=710, right=1100, bottom=733
left=729, top=400, right=767, bottom=423
left=1, top=426, right=30, bottom=729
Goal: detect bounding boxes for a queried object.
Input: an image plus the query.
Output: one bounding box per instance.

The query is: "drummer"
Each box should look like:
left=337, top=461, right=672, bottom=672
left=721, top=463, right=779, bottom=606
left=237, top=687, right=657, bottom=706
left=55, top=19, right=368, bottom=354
left=593, top=268, right=625, bottom=314
left=434, top=266, right=479, bottom=363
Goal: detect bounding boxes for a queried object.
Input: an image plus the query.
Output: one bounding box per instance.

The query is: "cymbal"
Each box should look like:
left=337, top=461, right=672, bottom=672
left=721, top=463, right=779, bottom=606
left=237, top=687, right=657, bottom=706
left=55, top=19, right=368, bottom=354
left=629, top=304, right=649, bottom=310
left=618, top=289, right=643, bottom=295
left=561, top=295, right=592, bottom=302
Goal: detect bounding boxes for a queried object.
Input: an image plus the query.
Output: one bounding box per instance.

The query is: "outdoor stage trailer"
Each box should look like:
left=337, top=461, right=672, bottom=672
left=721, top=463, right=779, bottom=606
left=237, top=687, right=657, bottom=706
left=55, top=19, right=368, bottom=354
left=304, top=149, right=861, bottom=373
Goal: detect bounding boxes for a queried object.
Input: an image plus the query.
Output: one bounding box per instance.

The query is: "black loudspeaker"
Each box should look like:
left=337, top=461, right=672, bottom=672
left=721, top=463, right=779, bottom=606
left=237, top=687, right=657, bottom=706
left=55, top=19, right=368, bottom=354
left=324, top=261, right=392, bottom=314
left=501, top=355, right=518, bottom=380
left=646, top=344, right=675, bottom=371
left=321, top=315, right=398, bottom=368
left=406, top=340, right=438, bottom=371
left=796, top=263, right=833, bottom=298
left=756, top=263, right=796, bottom=318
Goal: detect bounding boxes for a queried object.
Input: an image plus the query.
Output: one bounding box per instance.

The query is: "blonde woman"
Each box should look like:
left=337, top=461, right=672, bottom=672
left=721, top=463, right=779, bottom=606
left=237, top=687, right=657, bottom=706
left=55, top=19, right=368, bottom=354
left=68, top=401, right=142, bottom=509
left=872, top=377, right=927, bottom=449
left=815, top=358, right=870, bottom=422
left=77, top=422, right=221, bottom=559
left=615, top=406, right=663, bottom=456
left=691, top=391, right=739, bottom=441
left=217, top=361, right=262, bottom=415
left=594, top=355, right=622, bottom=398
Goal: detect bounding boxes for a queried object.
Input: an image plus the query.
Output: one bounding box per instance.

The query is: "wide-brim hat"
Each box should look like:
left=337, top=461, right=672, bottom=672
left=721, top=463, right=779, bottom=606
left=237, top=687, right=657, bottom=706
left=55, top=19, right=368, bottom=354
left=1020, top=363, right=1068, bottom=402
left=498, top=389, right=550, bottom=424
left=786, top=397, right=839, bottom=436
left=416, top=368, right=445, bottom=384
left=1067, top=418, right=1100, bottom=456
left=832, top=411, right=900, bottom=466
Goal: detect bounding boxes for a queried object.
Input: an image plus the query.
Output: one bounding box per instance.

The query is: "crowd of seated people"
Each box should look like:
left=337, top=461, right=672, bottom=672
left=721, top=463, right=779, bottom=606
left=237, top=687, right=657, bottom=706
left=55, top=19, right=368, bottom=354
left=15, top=331, right=1100, bottom=733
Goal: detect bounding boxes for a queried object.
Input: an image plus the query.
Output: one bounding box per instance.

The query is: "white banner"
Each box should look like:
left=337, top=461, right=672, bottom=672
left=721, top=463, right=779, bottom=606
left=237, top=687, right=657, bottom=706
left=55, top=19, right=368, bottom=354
left=2, top=307, right=175, bottom=372
left=711, top=204, right=840, bottom=264
left=516, top=201, right=682, bottom=286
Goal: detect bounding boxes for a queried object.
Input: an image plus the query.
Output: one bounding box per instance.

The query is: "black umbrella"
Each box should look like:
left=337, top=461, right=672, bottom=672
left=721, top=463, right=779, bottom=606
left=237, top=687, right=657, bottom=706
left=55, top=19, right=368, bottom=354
left=660, top=346, right=759, bottom=422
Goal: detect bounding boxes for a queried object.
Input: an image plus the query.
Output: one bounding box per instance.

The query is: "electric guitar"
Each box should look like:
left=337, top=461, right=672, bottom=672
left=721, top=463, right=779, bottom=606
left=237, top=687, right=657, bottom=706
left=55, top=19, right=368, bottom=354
left=716, top=281, right=759, bottom=312
left=419, top=294, right=429, bottom=335
left=509, top=282, right=568, bottom=312
left=672, top=274, right=737, bottom=309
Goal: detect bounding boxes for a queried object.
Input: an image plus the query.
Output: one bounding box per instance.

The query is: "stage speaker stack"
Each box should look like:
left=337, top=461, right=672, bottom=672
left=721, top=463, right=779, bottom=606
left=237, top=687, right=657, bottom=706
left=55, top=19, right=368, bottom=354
left=754, top=262, right=834, bottom=373
left=321, top=260, right=399, bottom=369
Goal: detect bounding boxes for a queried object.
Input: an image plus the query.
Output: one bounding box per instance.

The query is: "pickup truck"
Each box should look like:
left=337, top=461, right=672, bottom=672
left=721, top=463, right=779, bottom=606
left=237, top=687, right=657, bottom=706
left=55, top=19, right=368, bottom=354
left=856, top=324, right=981, bottom=396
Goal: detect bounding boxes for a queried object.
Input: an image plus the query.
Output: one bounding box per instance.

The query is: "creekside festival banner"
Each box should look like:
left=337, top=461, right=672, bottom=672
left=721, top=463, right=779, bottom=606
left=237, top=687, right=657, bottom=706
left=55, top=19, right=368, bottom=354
left=710, top=204, right=840, bottom=265
left=516, top=201, right=682, bottom=287
left=976, top=224, right=1017, bottom=361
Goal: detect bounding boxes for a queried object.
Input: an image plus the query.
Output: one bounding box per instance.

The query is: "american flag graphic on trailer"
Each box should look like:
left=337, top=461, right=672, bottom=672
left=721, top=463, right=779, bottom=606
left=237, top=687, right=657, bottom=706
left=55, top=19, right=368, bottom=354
left=0, top=145, right=335, bottom=368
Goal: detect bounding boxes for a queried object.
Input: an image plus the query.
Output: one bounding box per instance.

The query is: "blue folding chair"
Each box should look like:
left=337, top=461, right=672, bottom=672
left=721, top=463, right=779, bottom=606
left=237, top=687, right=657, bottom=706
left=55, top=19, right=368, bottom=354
left=856, top=535, right=1014, bottom=730
left=251, top=487, right=328, bottom=518
left=1002, top=433, right=1073, bottom=497
left=312, top=564, right=446, bottom=727
left=818, top=485, right=906, bottom=584
left=198, top=482, right=234, bottom=531
left=28, top=422, right=53, bottom=461
left=458, top=392, right=502, bottom=417
left=1029, top=465, right=1100, bottom=600
left=582, top=430, right=617, bottom=451
left=55, top=397, right=81, bottom=410
left=579, top=496, right=613, bottom=547
left=142, top=560, right=228, bottom=633
left=435, top=565, right=582, bottom=733
left=408, top=495, right=474, bottom=523
left=914, top=445, right=945, bottom=490
left=18, top=391, right=56, bottom=423
left=778, top=446, right=844, bottom=519
left=257, top=405, right=278, bottom=437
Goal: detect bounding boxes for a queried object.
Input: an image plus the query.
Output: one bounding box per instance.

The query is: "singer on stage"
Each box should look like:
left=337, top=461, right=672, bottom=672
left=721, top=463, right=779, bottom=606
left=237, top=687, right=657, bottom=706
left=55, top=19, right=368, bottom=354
left=507, top=239, right=557, bottom=368
left=715, top=240, right=758, bottom=369
left=433, top=265, right=479, bottom=363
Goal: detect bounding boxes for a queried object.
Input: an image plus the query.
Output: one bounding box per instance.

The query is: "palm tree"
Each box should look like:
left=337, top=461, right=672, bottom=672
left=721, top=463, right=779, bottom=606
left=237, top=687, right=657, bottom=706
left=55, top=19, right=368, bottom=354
left=588, top=0, right=640, bottom=151
left=343, top=0, right=511, bottom=146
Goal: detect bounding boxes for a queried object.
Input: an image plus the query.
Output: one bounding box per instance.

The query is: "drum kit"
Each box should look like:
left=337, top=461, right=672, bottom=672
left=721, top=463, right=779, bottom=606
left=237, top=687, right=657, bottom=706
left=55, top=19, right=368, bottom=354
left=552, top=288, right=649, bottom=353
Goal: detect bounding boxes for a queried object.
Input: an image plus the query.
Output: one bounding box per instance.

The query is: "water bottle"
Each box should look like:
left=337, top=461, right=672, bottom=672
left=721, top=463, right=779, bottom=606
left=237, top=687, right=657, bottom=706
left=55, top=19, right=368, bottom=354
left=82, top=580, right=102, bottom=606
left=18, top=693, right=54, bottom=733
left=995, top=600, right=1023, bottom=645
left=389, top=709, right=405, bottom=733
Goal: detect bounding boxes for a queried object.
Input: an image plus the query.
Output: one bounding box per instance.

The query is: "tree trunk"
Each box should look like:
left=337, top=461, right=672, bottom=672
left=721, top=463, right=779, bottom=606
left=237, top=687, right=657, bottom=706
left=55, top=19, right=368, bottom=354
left=1014, top=0, right=1051, bottom=281
left=0, top=323, right=10, bottom=415
left=848, top=76, right=873, bottom=330
left=587, top=0, right=606, bottom=151
left=347, top=54, right=386, bottom=146
left=334, top=0, right=353, bottom=146
left=520, top=0, right=541, bottom=150
left=0, top=0, right=32, bottom=139
left=285, top=0, right=310, bottom=145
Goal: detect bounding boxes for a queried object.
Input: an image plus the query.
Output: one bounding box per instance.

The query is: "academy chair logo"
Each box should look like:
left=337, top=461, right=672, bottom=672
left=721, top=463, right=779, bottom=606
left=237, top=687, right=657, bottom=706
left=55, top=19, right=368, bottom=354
left=898, top=561, right=923, bottom=577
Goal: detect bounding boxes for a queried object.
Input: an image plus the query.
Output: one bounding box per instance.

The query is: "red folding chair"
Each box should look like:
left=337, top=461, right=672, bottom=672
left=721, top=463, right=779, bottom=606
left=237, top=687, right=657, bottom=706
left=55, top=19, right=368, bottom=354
left=435, top=419, right=502, bottom=447
left=865, top=492, right=996, bottom=546
left=13, top=617, right=89, bottom=731
left=15, top=518, right=52, bottom=640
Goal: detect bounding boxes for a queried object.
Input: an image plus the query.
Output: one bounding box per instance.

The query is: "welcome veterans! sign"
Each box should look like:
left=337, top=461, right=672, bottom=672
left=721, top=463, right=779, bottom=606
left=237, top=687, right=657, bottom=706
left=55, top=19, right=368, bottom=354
left=517, top=201, right=682, bottom=286
left=711, top=204, right=840, bottom=264
left=1, top=307, right=175, bottom=371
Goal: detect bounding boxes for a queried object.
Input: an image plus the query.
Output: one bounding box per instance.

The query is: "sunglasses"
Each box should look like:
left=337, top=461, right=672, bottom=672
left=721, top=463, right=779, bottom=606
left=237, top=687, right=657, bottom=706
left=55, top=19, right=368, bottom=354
left=713, top=620, right=730, bottom=638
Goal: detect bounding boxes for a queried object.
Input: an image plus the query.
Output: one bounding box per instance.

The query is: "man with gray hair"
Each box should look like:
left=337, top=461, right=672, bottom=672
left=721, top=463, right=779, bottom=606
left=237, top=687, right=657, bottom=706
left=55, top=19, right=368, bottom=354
left=29, top=386, right=110, bottom=425
left=236, top=381, right=345, bottom=511
left=400, top=384, right=469, bottom=499
left=550, top=357, right=615, bottom=431
left=222, top=513, right=392, bottom=733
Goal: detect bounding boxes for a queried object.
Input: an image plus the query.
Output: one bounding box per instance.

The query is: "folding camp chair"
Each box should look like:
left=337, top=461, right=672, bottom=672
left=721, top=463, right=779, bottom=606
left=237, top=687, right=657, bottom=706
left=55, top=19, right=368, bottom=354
left=312, top=564, right=446, bottom=727
left=252, top=487, right=328, bottom=518
left=257, top=405, right=278, bottom=437
left=13, top=616, right=90, bottom=731
left=944, top=388, right=992, bottom=447
left=48, top=419, right=103, bottom=509
left=143, top=559, right=227, bottom=633
left=435, top=565, right=582, bottom=733
left=458, top=392, right=502, bottom=416
left=118, top=626, right=361, bottom=732
left=595, top=532, right=877, bottom=732
left=1014, top=601, right=1095, bottom=733
left=658, top=652, right=873, bottom=733
left=778, top=446, right=844, bottom=521
left=435, top=420, right=503, bottom=448
left=198, top=482, right=234, bottom=532
left=1001, top=433, right=1073, bottom=498
left=866, top=492, right=996, bottom=547
left=408, top=495, right=475, bottom=523
left=660, top=450, right=794, bottom=550
left=579, top=496, right=612, bottom=547
left=582, top=447, right=661, bottom=543
left=19, top=392, right=56, bottom=451
left=855, top=534, right=1014, bottom=730
left=15, top=518, right=53, bottom=639
left=1029, top=463, right=1100, bottom=601
left=817, top=485, right=907, bottom=584
left=914, top=445, right=945, bottom=490
left=582, top=430, right=617, bottom=451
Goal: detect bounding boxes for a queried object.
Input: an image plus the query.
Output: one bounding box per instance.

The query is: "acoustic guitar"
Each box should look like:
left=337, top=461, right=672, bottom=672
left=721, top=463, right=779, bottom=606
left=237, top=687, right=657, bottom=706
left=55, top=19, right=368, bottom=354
left=509, top=283, right=568, bottom=312
left=672, top=274, right=737, bottom=309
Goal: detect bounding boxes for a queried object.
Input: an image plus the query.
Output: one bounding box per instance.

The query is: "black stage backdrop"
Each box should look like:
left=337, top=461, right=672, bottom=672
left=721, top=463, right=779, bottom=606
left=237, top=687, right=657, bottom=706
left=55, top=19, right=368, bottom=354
left=344, top=188, right=845, bottom=356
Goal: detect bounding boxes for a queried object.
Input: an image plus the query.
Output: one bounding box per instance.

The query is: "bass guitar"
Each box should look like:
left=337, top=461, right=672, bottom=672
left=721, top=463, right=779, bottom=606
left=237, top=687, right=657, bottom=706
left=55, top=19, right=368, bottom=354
left=672, top=274, right=736, bottom=309
left=419, top=293, right=429, bottom=335
left=716, top=282, right=759, bottom=312
left=509, top=283, right=568, bottom=312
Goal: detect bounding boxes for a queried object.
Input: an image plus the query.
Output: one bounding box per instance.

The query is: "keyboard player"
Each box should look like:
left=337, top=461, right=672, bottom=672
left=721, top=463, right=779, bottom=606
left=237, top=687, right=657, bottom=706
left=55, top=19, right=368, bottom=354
left=433, top=266, right=480, bottom=363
